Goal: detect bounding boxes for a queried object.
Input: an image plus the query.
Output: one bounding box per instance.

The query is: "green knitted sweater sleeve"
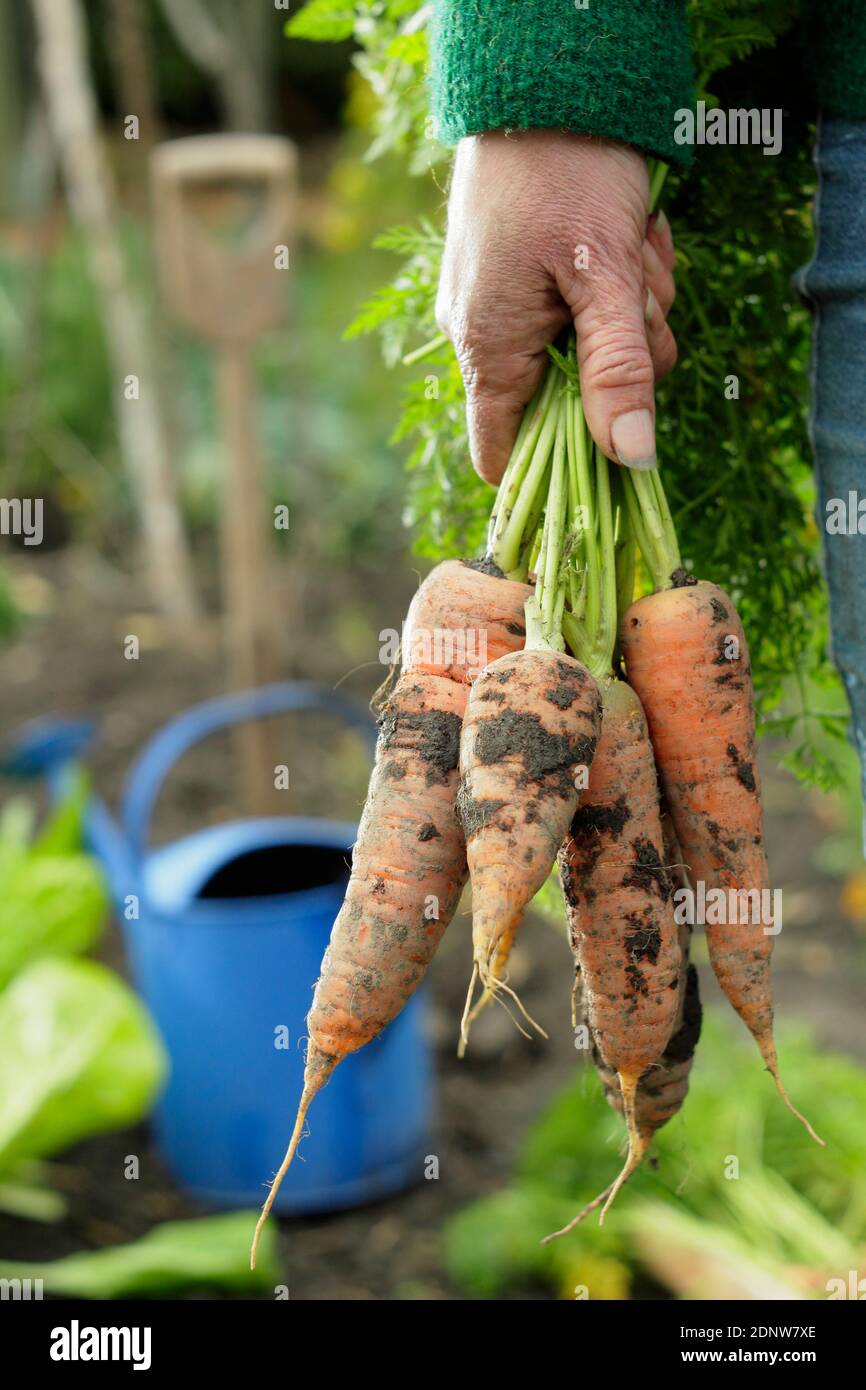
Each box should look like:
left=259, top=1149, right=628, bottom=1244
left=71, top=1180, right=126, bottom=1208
left=800, top=1, right=866, bottom=121
left=429, top=0, right=694, bottom=165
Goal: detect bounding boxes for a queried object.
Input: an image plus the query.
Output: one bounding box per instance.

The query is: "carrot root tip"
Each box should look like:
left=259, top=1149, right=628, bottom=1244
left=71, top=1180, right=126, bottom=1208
left=770, top=1066, right=825, bottom=1147
left=541, top=1183, right=615, bottom=1245
left=598, top=1073, right=650, bottom=1228
left=249, top=1048, right=337, bottom=1269
left=758, top=1035, right=825, bottom=1147
left=458, top=962, right=480, bottom=1058
left=545, top=1076, right=653, bottom=1243
left=476, top=955, right=548, bottom=1043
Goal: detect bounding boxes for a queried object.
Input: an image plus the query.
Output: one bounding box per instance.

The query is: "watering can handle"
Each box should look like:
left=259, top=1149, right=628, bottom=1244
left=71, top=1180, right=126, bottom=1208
left=121, top=682, right=378, bottom=862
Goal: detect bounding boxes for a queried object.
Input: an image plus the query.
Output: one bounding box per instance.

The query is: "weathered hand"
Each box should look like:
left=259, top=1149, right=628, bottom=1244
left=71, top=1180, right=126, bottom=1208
left=436, top=130, right=677, bottom=484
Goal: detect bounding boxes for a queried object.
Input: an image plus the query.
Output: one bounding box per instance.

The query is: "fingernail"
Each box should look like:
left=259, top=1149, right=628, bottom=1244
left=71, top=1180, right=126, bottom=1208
left=644, top=287, right=658, bottom=324
left=655, top=208, right=672, bottom=242
left=642, top=239, right=664, bottom=278
left=611, top=409, right=656, bottom=470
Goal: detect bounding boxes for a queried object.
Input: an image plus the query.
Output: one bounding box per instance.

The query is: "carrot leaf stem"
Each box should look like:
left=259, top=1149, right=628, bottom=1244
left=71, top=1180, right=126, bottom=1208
left=486, top=372, right=547, bottom=559
left=538, top=394, right=569, bottom=644
left=561, top=423, right=617, bottom=682
left=513, top=473, right=550, bottom=581
left=524, top=592, right=557, bottom=652
left=561, top=610, right=589, bottom=658
left=488, top=365, right=558, bottom=570
left=648, top=159, right=669, bottom=214
left=622, top=466, right=682, bottom=589
left=591, top=447, right=618, bottom=677
left=564, top=395, right=583, bottom=605
left=651, top=465, right=680, bottom=560
left=571, top=392, right=599, bottom=641
left=525, top=519, right=544, bottom=577
left=614, top=478, right=637, bottom=621
left=400, top=332, right=449, bottom=367
left=492, top=379, right=543, bottom=521
left=494, top=413, right=560, bottom=574
left=621, top=469, right=661, bottom=580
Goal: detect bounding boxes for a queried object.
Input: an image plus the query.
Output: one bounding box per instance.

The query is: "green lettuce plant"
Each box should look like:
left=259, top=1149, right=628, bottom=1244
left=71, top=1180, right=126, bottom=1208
left=0, top=786, right=282, bottom=1298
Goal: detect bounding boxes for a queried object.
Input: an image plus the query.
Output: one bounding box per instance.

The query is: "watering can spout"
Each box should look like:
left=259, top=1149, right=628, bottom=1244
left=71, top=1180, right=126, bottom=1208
left=0, top=715, right=97, bottom=780
left=0, top=715, right=137, bottom=900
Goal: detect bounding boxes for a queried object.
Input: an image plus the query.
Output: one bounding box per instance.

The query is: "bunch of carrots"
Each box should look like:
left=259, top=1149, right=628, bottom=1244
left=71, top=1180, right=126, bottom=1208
left=248, top=155, right=823, bottom=1266
left=249, top=333, right=824, bottom=1269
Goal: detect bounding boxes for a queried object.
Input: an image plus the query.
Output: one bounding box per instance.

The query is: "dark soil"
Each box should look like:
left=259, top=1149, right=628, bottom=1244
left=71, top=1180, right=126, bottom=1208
left=378, top=705, right=462, bottom=781
left=544, top=685, right=575, bottom=710
left=474, top=710, right=595, bottom=783
left=462, top=556, right=503, bottom=579
left=572, top=795, right=630, bottom=842
left=622, top=836, right=670, bottom=898
left=670, top=568, right=698, bottom=588
left=455, top=786, right=505, bottom=837
left=664, top=966, right=703, bottom=1065
left=726, top=741, right=758, bottom=794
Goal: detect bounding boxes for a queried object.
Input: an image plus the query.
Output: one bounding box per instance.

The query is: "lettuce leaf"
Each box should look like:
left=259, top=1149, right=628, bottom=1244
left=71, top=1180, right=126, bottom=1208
left=0, top=958, right=166, bottom=1171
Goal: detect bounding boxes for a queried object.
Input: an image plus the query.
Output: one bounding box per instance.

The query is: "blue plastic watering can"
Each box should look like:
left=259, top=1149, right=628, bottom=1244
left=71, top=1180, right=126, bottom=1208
left=2, top=685, right=434, bottom=1213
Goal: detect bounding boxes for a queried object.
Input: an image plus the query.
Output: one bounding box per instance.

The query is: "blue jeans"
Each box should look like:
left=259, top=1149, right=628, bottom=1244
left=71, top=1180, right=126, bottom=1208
left=796, top=119, right=866, bottom=805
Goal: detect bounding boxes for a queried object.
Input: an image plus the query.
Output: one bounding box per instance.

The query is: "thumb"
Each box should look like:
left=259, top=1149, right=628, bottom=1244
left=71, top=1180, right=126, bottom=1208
left=560, top=256, right=657, bottom=471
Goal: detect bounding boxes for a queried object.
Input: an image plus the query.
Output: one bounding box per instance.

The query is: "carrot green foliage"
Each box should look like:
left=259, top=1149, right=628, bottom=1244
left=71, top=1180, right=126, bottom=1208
left=287, top=2, right=847, bottom=783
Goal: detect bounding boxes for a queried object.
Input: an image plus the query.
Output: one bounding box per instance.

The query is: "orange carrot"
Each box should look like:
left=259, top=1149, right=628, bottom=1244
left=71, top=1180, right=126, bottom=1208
left=402, top=558, right=530, bottom=681
left=619, top=467, right=821, bottom=1144
left=557, top=676, right=682, bottom=1220
left=620, top=579, right=821, bottom=1145
left=545, top=808, right=698, bottom=1242
left=250, top=560, right=529, bottom=1266
left=457, top=641, right=601, bottom=1038
left=578, top=813, right=701, bottom=1222
left=594, top=813, right=700, bottom=1140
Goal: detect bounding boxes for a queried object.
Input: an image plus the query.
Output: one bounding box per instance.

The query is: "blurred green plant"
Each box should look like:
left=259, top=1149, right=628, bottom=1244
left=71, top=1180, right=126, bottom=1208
left=287, top=1, right=440, bottom=170
left=0, top=215, right=419, bottom=579
left=0, top=783, right=167, bottom=1228
left=0, top=783, right=164, bottom=1214
left=0, top=566, right=23, bottom=642
left=344, top=222, right=489, bottom=560
left=0, top=236, right=113, bottom=512
left=0, top=1211, right=279, bottom=1299
left=0, top=777, right=108, bottom=989
left=0, top=781, right=289, bottom=1296
left=443, top=1012, right=866, bottom=1299
left=0, top=956, right=166, bottom=1173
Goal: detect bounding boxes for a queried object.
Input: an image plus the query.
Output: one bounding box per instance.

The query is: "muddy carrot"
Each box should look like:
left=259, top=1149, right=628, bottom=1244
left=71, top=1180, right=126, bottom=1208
left=546, top=822, right=702, bottom=1242
left=556, top=440, right=682, bottom=1221
left=457, top=620, right=601, bottom=1034
left=458, top=384, right=601, bottom=1045
left=619, top=466, right=822, bottom=1145
left=250, top=560, right=530, bottom=1266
